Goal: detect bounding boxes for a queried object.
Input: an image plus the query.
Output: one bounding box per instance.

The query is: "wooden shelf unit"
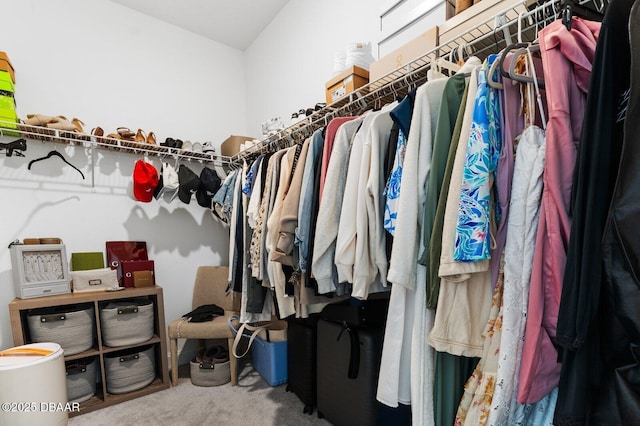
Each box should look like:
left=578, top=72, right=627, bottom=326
left=8, top=286, right=170, bottom=417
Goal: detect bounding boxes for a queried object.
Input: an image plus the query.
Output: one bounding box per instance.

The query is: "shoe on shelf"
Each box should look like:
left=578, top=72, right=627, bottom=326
left=71, top=118, right=85, bottom=133
left=147, top=131, right=156, bottom=145
left=24, top=114, right=56, bottom=126
left=117, top=127, right=135, bottom=140
left=134, top=128, right=146, bottom=144
left=47, top=116, right=76, bottom=131
left=160, top=137, right=176, bottom=148
left=182, top=140, right=193, bottom=151
left=192, top=141, right=203, bottom=153
left=202, top=141, right=215, bottom=153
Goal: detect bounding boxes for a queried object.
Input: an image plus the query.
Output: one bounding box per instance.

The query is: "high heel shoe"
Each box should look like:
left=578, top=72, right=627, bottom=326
left=71, top=118, right=84, bottom=133
left=134, top=128, right=146, bottom=144
left=147, top=131, right=156, bottom=145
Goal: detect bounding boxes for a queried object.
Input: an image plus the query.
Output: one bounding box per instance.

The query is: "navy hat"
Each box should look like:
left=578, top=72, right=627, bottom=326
left=196, top=167, right=222, bottom=208
left=177, top=165, right=200, bottom=204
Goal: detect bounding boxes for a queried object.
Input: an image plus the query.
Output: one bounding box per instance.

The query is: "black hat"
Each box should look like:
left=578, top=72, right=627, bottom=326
left=196, top=167, right=222, bottom=208
left=177, top=165, right=200, bottom=204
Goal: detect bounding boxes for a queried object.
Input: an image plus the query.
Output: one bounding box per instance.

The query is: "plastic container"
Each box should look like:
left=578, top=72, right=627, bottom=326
left=251, top=337, right=287, bottom=386
left=0, top=343, right=68, bottom=426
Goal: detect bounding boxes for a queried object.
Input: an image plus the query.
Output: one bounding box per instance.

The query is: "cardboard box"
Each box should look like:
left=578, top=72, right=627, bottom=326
left=369, top=26, right=439, bottom=83
left=221, top=135, right=256, bottom=157
left=0, top=52, right=15, bottom=84
left=325, top=65, right=369, bottom=105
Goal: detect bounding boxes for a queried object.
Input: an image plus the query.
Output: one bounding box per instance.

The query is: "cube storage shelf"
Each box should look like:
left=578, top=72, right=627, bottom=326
left=8, top=286, right=169, bottom=417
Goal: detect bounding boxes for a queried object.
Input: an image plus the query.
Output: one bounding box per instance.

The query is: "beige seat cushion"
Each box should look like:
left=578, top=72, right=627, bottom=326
left=167, top=313, right=236, bottom=340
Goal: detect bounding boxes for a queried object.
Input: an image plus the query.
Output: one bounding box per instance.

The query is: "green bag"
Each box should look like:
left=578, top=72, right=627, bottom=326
left=70, top=252, right=104, bottom=271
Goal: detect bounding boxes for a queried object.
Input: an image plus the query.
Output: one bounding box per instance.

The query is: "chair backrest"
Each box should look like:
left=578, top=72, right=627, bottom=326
left=192, top=266, right=234, bottom=312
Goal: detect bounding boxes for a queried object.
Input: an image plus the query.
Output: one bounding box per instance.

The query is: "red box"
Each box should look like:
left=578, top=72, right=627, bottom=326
left=106, top=241, right=148, bottom=286
left=122, top=260, right=155, bottom=288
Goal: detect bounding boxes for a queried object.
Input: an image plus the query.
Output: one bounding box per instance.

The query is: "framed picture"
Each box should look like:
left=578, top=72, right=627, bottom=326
left=10, top=244, right=71, bottom=299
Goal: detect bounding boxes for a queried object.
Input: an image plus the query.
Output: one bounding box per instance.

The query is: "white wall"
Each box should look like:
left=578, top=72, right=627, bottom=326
left=244, top=0, right=384, bottom=138
left=0, top=0, right=244, bottom=353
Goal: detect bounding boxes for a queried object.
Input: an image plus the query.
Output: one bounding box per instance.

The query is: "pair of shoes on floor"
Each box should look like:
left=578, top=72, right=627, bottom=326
left=194, top=346, right=229, bottom=368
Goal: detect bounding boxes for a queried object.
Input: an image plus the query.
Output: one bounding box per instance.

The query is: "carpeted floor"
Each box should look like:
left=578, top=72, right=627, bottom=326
left=68, top=361, right=330, bottom=426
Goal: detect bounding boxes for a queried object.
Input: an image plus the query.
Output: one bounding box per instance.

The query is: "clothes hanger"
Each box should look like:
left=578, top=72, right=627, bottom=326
left=28, top=150, right=86, bottom=179
left=435, top=50, right=461, bottom=75
left=560, top=0, right=604, bottom=30
left=507, top=44, right=546, bottom=90
left=487, top=50, right=505, bottom=89
left=0, top=138, right=27, bottom=157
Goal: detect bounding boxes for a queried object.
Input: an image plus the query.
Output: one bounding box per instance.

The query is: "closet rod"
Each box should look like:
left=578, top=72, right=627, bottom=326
left=229, top=0, right=600, bottom=166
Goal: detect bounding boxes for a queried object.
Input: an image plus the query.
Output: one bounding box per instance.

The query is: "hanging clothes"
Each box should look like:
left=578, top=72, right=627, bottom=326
left=490, top=52, right=546, bottom=289
left=273, top=139, right=311, bottom=266
left=297, top=129, right=325, bottom=275
left=431, top=57, right=499, bottom=357
left=454, top=55, right=502, bottom=262
left=336, top=109, right=386, bottom=285
left=455, top=258, right=504, bottom=426
left=519, top=16, right=600, bottom=405
left=319, top=117, right=357, bottom=202
left=562, top=0, right=638, bottom=423
left=430, top=61, right=489, bottom=426
left=265, top=146, right=298, bottom=318
left=312, top=117, right=364, bottom=295
left=418, top=57, right=482, bottom=309
left=598, top=46, right=640, bottom=422
left=352, top=104, right=396, bottom=299
left=379, top=76, right=448, bottom=426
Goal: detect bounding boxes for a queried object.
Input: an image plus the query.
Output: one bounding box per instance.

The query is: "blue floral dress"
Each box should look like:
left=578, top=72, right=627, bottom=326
left=454, top=55, right=502, bottom=261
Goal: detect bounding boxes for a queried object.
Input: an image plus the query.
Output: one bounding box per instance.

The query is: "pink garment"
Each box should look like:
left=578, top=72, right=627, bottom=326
left=318, top=116, right=356, bottom=202
left=518, top=18, right=600, bottom=404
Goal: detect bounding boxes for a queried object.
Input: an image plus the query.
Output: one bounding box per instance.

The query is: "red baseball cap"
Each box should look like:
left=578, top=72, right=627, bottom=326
left=133, top=160, right=159, bottom=202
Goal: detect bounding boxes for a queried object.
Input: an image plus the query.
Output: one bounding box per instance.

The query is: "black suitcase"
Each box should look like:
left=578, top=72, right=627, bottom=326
left=316, top=318, right=385, bottom=425
left=320, top=297, right=389, bottom=328
left=286, top=316, right=319, bottom=414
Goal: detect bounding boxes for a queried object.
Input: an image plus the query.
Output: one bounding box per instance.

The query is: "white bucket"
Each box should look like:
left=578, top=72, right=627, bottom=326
left=0, top=342, right=69, bottom=426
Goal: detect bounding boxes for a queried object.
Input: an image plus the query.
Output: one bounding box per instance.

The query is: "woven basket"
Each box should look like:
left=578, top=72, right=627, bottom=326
left=27, top=304, right=95, bottom=356
left=66, top=357, right=97, bottom=403
left=190, top=359, right=230, bottom=387
left=104, top=345, right=155, bottom=394
left=100, top=298, right=154, bottom=347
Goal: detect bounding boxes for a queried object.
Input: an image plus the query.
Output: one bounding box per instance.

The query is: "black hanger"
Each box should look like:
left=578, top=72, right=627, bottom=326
left=560, top=0, right=604, bottom=31
left=28, top=150, right=85, bottom=179
left=0, top=138, right=27, bottom=157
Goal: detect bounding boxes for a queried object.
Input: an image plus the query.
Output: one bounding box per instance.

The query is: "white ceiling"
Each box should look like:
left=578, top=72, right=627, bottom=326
left=110, top=0, right=290, bottom=50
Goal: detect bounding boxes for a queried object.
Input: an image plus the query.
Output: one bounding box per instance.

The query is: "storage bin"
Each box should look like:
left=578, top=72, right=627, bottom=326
left=104, top=345, right=155, bottom=394
left=251, top=336, right=287, bottom=386
left=190, top=358, right=230, bottom=387
left=100, top=298, right=154, bottom=347
left=27, top=304, right=95, bottom=356
left=65, top=357, right=97, bottom=404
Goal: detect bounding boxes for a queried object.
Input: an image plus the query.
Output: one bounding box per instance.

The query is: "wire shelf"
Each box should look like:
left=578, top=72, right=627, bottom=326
left=230, top=0, right=601, bottom=166
left=0, top=120, right=236, bottom=168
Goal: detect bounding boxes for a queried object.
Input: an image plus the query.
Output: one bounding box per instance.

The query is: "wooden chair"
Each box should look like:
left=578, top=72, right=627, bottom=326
left=167, top=266, right=240, bottom=386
